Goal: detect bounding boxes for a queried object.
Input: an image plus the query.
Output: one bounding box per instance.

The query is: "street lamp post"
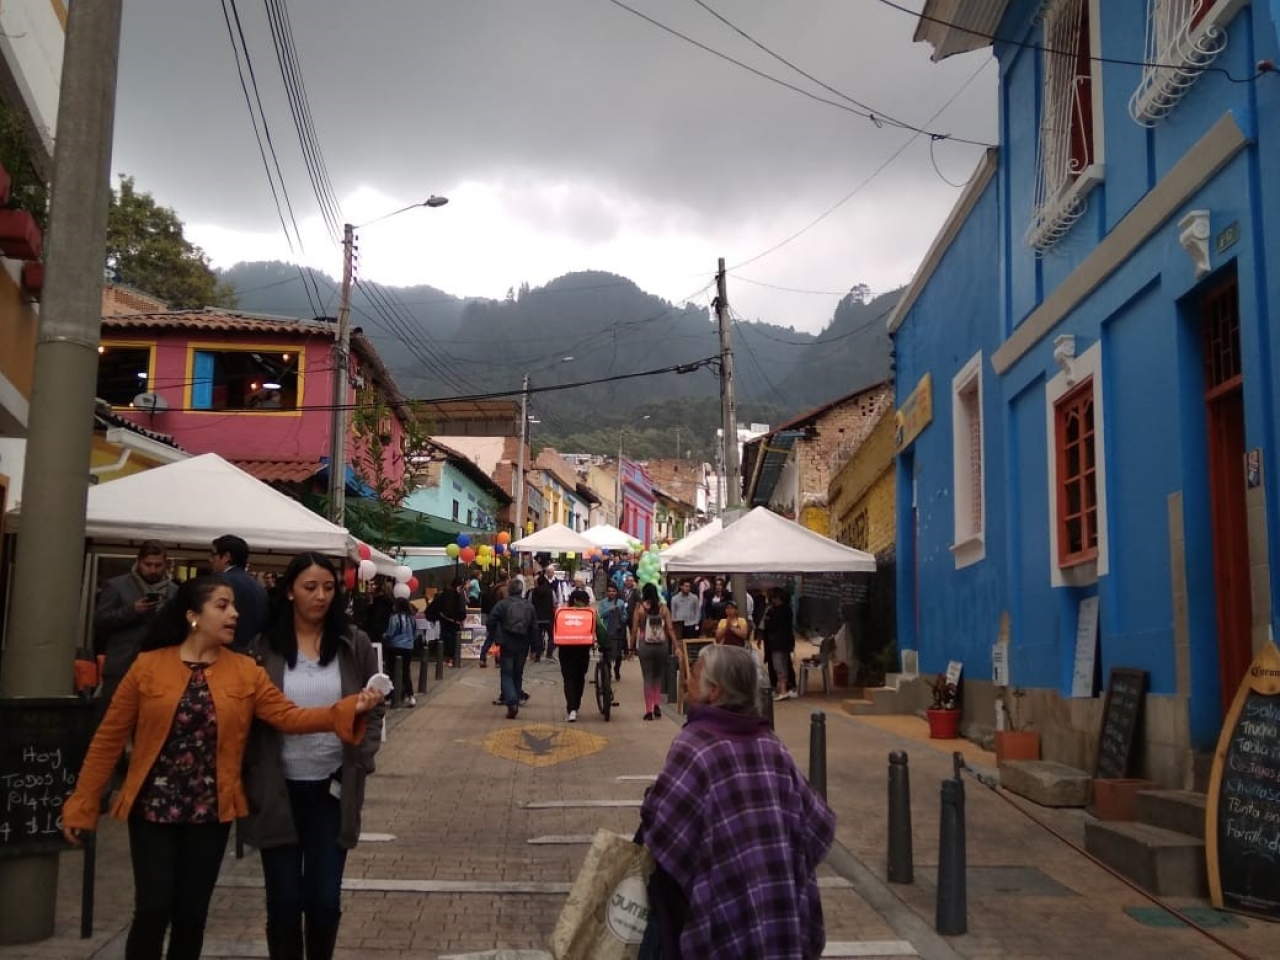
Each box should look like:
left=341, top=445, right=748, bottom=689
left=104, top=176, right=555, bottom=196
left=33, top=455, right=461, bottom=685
left=328, top=196, right=448, bottom=525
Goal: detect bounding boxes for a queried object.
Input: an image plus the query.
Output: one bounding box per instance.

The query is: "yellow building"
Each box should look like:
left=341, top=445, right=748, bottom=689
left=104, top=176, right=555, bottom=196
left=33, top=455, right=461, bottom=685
left=828, top=403, right=896, bottom=558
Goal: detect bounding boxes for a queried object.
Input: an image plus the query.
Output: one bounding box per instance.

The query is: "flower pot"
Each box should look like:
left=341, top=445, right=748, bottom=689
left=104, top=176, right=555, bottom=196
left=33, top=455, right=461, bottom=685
left=1089, top=778, right=1154, bottom=821
left=994, top=730, right=1041, bottom=764
left=20, top=260, right=42, bottom=301
left=926, top=707, right=961, bottom=739
left=0, top=209, right=41, bottom=261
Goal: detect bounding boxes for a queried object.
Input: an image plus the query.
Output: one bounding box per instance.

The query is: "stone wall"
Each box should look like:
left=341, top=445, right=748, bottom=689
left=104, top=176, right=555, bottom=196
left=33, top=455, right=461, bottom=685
left=829, top=406, right=896, bottom=554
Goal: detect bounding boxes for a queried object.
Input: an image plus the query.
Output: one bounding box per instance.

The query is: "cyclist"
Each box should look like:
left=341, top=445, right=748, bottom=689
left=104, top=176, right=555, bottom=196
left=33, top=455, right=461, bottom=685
left=597, top=583, right=629, bottom=682
left=554, top=588, right=596, bottom=723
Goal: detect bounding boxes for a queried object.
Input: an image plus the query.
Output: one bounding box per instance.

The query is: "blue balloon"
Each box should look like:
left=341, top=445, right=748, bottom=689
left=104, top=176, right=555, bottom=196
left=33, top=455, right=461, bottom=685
left=495, top=543, right=506, bottom=555
left=456, top=534, right=471, bottom=548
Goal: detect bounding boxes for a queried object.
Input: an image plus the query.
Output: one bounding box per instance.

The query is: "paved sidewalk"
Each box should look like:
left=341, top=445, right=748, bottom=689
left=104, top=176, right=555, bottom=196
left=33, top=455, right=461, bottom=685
left=1, top=659, right=1273, bottom=959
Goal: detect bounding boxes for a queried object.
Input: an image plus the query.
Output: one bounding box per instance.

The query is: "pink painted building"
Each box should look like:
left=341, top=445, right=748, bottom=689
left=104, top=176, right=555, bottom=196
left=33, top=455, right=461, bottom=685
left=98, top=303, right=412, bottom=498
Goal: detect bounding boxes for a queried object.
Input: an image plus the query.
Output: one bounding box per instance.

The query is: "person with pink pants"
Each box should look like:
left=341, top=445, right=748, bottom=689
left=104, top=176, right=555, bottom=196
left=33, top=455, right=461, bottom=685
left=632, top=583, right=677, bottom=720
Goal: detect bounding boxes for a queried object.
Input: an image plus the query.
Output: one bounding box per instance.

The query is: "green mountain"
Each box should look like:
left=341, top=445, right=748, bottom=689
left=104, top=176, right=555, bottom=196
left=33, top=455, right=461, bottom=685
left=219, top=262, right=896, bottom=458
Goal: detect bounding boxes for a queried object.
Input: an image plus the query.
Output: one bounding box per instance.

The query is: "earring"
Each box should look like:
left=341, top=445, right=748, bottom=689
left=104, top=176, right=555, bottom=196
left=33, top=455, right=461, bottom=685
left=188, top=619, right=198, bottom=631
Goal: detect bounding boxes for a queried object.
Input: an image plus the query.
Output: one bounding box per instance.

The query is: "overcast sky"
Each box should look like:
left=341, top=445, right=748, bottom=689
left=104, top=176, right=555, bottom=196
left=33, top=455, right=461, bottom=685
left=112, top=0, right=996, bottom=332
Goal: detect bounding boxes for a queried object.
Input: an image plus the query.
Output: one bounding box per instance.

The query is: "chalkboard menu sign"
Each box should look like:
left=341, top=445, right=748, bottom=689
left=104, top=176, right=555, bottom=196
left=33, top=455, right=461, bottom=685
left=803, top=572, right=870, bottom=606
left=1207, top=641, right=1280, bottom=921
left=1093, top=668, right=1147, bottom=780
left=0, top=698, right=98, bottom=857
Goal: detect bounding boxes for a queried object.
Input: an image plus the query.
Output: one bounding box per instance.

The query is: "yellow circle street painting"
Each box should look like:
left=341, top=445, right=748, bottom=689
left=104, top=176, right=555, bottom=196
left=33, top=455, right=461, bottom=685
left=482, top=724, right=608, bottom=768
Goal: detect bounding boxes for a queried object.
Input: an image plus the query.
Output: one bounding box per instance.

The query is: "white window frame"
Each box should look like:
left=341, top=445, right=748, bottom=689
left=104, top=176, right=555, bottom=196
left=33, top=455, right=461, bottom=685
left=1046, top=341, right=1109, bottom=587
left=951, top=352, right=986, bottom=568
left=1026, top=0, right=1106, bottom=254
left=1129, top=0, right=1247, bottom=126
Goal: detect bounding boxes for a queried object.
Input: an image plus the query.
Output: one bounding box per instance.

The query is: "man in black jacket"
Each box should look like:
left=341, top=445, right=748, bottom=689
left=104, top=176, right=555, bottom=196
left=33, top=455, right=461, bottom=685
left=210, top=533, right=269, bottom=653
left=94, top=540, right=177, bottom=704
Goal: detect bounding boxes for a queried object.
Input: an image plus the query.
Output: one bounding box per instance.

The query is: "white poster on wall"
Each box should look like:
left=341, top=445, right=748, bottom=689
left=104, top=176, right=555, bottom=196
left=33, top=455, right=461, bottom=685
left=1071, top=597, right=1100, bottom=698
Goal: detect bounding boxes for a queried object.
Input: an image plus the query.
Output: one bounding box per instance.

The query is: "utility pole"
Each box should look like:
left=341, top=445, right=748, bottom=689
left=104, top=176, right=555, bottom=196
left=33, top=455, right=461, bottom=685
left=616, top=428, right=625, bottom=529
left=514, top=372, right=529, bottom=539
left=716, top=258, right=741, bottom=510
left=328, top=222, right=355, bottom=525
left=0, top=0, right=124, bottom=944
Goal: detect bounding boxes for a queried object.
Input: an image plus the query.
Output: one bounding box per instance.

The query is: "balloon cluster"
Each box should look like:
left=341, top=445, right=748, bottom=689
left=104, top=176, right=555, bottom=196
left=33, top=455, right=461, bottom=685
left=445, top=533, right=506, bottom=570
left=634, top=542, right=663, bottom=589
left=390, top=563, right=420, bottom=600
left=355, top=542, right=377, bottom=585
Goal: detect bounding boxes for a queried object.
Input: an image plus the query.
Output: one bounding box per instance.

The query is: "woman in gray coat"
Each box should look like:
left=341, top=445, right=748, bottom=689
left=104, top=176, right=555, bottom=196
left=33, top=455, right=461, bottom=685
left=242, top=552, right=383, bottom=960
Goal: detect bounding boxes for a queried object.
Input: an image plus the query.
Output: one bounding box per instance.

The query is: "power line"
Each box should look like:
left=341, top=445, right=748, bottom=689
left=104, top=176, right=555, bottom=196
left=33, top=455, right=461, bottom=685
left=602, top=0, right=993, bottom=144
left=730, top=56, right=993, bottom=271
left=217, top=0, right=323, bottom=315
left=729, top=274, right=853, bottom=296
left=690, top=0, right=993, bottom=146
left=730, top=313, right=789, bottom=407
left=873, top=0, right=1271, bottom=83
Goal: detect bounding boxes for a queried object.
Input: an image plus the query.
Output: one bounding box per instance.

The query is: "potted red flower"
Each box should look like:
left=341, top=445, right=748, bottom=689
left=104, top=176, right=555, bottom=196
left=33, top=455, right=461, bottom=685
left=926, top=673, right=961, bottom=739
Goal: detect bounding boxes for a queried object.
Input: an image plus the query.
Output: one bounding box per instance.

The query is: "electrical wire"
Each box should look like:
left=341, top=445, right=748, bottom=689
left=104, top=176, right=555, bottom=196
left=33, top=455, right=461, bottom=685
left=217, top=0, right=323, bottom=315
left=730, top=313, right=790, bottom=407
left=729, top=275, right=853, bottom=296
left=690, top=0, right=993, bottom=146
left=730, top=56, right=993, bottom=271
left=873, top=0, right=1271, bottom=83
left=747, top=297, right=901, bottom=347
left=602, top=0, right=993, bottom=144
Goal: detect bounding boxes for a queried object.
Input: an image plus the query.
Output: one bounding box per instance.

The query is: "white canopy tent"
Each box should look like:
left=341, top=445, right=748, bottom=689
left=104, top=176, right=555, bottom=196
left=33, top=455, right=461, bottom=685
left=510, top=522, right=596, bottom=554
left=6, top=453, right=354, bottom=556
left=659, top=519, right=722, bottom=569
left=582, top=523, right=634, bottom=550
left=665, top=507, right=876, bottom=574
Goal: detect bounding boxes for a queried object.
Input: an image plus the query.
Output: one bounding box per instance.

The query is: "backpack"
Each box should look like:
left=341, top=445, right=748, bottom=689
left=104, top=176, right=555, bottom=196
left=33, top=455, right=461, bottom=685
left=424, top=594, right=442, bottom=624
left=642, top=610, right=667, bottom=644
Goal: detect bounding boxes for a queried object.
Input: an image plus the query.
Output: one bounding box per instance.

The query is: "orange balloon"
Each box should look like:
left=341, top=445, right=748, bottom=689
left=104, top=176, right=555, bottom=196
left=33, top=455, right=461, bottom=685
left=497, top=531, right=511, bottom=545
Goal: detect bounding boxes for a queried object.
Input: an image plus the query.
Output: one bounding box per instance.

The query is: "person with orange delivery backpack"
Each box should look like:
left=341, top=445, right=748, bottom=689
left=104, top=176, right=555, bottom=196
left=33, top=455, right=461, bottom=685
left=555, top=588, right=597, bottom=722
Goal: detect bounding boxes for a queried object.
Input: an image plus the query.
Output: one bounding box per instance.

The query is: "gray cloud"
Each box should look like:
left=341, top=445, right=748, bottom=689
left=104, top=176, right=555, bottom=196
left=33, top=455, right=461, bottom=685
left=113, top=0, right=997, bottom=328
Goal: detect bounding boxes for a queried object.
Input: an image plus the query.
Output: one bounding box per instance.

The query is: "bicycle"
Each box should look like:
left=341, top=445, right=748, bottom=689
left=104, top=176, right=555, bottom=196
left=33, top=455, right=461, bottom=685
left=594, top=647, right=612, bottom=721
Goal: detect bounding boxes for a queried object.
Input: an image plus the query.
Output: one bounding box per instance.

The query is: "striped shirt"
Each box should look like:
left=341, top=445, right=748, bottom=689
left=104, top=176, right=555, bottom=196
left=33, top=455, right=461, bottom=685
left=280, top=652, right=344, bottom=782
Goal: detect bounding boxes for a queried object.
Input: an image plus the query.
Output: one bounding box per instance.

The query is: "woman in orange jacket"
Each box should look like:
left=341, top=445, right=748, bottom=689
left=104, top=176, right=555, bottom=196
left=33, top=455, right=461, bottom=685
left=62, top=574, right=384, bottom=960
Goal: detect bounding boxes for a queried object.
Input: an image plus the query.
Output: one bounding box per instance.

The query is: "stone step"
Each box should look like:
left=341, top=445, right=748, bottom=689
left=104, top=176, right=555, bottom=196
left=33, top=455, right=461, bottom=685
left=1084, top=820, right=1207, bottom=897
left=1135, top=789, right=1207, bottom=840
left=999, top=760, right=1090, bottom=807
left=840, top=686, right=910, bottom=716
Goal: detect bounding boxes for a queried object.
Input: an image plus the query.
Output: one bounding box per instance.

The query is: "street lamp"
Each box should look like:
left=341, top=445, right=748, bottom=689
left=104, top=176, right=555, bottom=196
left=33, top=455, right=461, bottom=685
left=328, top=195, right=449, bottom=525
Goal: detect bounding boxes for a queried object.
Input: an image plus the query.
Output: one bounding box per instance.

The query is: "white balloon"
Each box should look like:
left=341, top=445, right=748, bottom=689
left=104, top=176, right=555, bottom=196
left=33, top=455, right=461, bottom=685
left=358, top=559, right=377, bottom=582
left=393, top=564, right=412, bottom=583
left=392, top=582, right=411, bottom=600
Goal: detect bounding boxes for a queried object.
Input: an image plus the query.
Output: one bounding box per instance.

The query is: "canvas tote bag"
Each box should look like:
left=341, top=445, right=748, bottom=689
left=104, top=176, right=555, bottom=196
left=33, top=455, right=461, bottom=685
left=551, top=828, right=654, bottom=960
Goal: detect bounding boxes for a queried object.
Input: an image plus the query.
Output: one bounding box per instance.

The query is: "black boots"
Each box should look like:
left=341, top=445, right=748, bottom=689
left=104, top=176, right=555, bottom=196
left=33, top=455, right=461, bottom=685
left=305, top=915, right=340, bottom=960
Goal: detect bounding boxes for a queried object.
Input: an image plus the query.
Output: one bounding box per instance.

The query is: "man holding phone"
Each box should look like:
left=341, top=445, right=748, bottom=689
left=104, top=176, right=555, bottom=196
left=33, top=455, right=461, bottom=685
left=93, top=539, right=177, bottom=706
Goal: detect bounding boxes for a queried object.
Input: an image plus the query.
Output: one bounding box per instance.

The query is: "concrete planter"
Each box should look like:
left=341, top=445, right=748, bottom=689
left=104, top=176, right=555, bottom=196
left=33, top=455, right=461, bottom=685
left=994, top=730, right=1041, bottom=764
left=1089, top=778, right=1155, bottom=821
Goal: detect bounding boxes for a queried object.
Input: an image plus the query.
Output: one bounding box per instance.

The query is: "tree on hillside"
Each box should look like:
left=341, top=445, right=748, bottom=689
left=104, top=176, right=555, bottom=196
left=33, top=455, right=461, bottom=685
left=106, top=175, right=237, bottom=309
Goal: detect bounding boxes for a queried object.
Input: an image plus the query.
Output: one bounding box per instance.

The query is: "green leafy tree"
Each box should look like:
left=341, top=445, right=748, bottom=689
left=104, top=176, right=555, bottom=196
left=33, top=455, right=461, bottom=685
left=347, top=389, right=436, bottom=551
left=106, top=175, right=237, bottom=309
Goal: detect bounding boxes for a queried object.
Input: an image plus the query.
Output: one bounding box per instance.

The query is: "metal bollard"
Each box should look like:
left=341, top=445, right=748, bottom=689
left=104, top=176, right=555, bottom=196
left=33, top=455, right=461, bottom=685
left=417, top=644, right=429, bottom=694
left=808, top=712, right=827, bottom=800
left=434, top=639, right=444, bottom=681
left=935, top=751, right=967, bottom=936
left=666, top=655, right=679, bottom=704
left=887, top=750, right=913, bottom=884
left=762, top=685, right=775, bottom=730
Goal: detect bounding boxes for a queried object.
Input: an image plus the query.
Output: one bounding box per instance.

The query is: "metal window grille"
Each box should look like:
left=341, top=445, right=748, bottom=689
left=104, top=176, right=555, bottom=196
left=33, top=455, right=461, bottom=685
left=1201, top=277, right=1241, bottom=394
left=1055, top=379, right=1098, bottom=565
left=1129, top=0, right=1227, bottom=126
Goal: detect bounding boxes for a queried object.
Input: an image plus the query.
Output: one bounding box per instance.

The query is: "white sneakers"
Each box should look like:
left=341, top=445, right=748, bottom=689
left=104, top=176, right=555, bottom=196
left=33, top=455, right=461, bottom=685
left=567, top=709, right=578, bottom=723
left=405, top=696, right=417, bottom=708
left=772, top=690, right=798, bottom=702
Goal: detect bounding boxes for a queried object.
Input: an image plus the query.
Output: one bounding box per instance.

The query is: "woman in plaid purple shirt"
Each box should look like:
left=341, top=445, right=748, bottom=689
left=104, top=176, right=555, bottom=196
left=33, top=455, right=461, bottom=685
left=639, top=645, right=835, bottom=958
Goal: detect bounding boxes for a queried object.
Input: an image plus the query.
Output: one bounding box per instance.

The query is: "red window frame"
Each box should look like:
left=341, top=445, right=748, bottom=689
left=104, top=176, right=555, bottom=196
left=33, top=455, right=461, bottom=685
left=1190, top=0, right=1219, bottom=31
left=1054, top=378, right=1098, bottom=567
left=1068, top=1, right=1094, bottom=177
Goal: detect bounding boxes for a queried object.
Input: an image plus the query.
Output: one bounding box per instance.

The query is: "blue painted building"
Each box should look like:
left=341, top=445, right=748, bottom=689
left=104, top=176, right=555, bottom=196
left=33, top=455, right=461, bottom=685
left=891, top=0, right=1280, bottom=783
left=404, top=439, right=509, bottom=534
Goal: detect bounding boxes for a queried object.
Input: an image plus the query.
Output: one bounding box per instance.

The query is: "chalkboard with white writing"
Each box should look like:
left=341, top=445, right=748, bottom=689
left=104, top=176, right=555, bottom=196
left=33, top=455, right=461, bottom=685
left=1207, top=642, right=1280, bottom=921
left=0, top=699, right=98, bottom=857
left=1093, top=669, right=1147, bottom=780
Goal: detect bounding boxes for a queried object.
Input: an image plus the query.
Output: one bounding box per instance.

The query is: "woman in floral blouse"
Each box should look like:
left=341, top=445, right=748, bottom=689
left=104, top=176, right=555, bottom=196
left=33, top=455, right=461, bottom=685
left=62, top=574, right=383, bottom=960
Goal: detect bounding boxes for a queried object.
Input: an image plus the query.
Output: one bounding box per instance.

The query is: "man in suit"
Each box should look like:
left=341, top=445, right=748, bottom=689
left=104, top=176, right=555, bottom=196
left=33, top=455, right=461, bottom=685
left=94, top=540, right=178, bottom=704
left=210, top=534, right=269, bottom=653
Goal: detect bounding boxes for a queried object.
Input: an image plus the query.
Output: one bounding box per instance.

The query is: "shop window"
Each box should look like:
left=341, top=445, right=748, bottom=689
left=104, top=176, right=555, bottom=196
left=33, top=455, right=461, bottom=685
left=97, top=345, right=154, bottom=406
left=190, top=348, right=299, bottom=411
left=1054, top=379, right=1098, bottom=566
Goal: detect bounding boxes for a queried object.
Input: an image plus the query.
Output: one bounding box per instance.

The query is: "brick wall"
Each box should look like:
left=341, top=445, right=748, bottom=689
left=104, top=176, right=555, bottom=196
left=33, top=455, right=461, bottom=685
left=793, top=384, right=892, bottom=511
left=102, top=285, right=168, bottom=316
left=829, top=404, right=896, bottom=554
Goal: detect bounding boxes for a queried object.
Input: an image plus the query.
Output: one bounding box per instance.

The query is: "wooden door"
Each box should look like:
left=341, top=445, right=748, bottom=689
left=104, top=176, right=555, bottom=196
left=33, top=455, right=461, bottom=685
left=1202, top=277, right=1253, bottom=711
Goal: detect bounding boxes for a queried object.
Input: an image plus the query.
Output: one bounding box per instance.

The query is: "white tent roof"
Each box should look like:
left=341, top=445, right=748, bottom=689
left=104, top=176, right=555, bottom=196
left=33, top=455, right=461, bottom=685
left=665, top=507, right=876, bottom=573
left=7, top=453, right=353, bottom=556
left=659, top=518, right=722, bottom=569
left=510, top=522, right=596, bottom=554
left=582, top=524, right=634, bottom=550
